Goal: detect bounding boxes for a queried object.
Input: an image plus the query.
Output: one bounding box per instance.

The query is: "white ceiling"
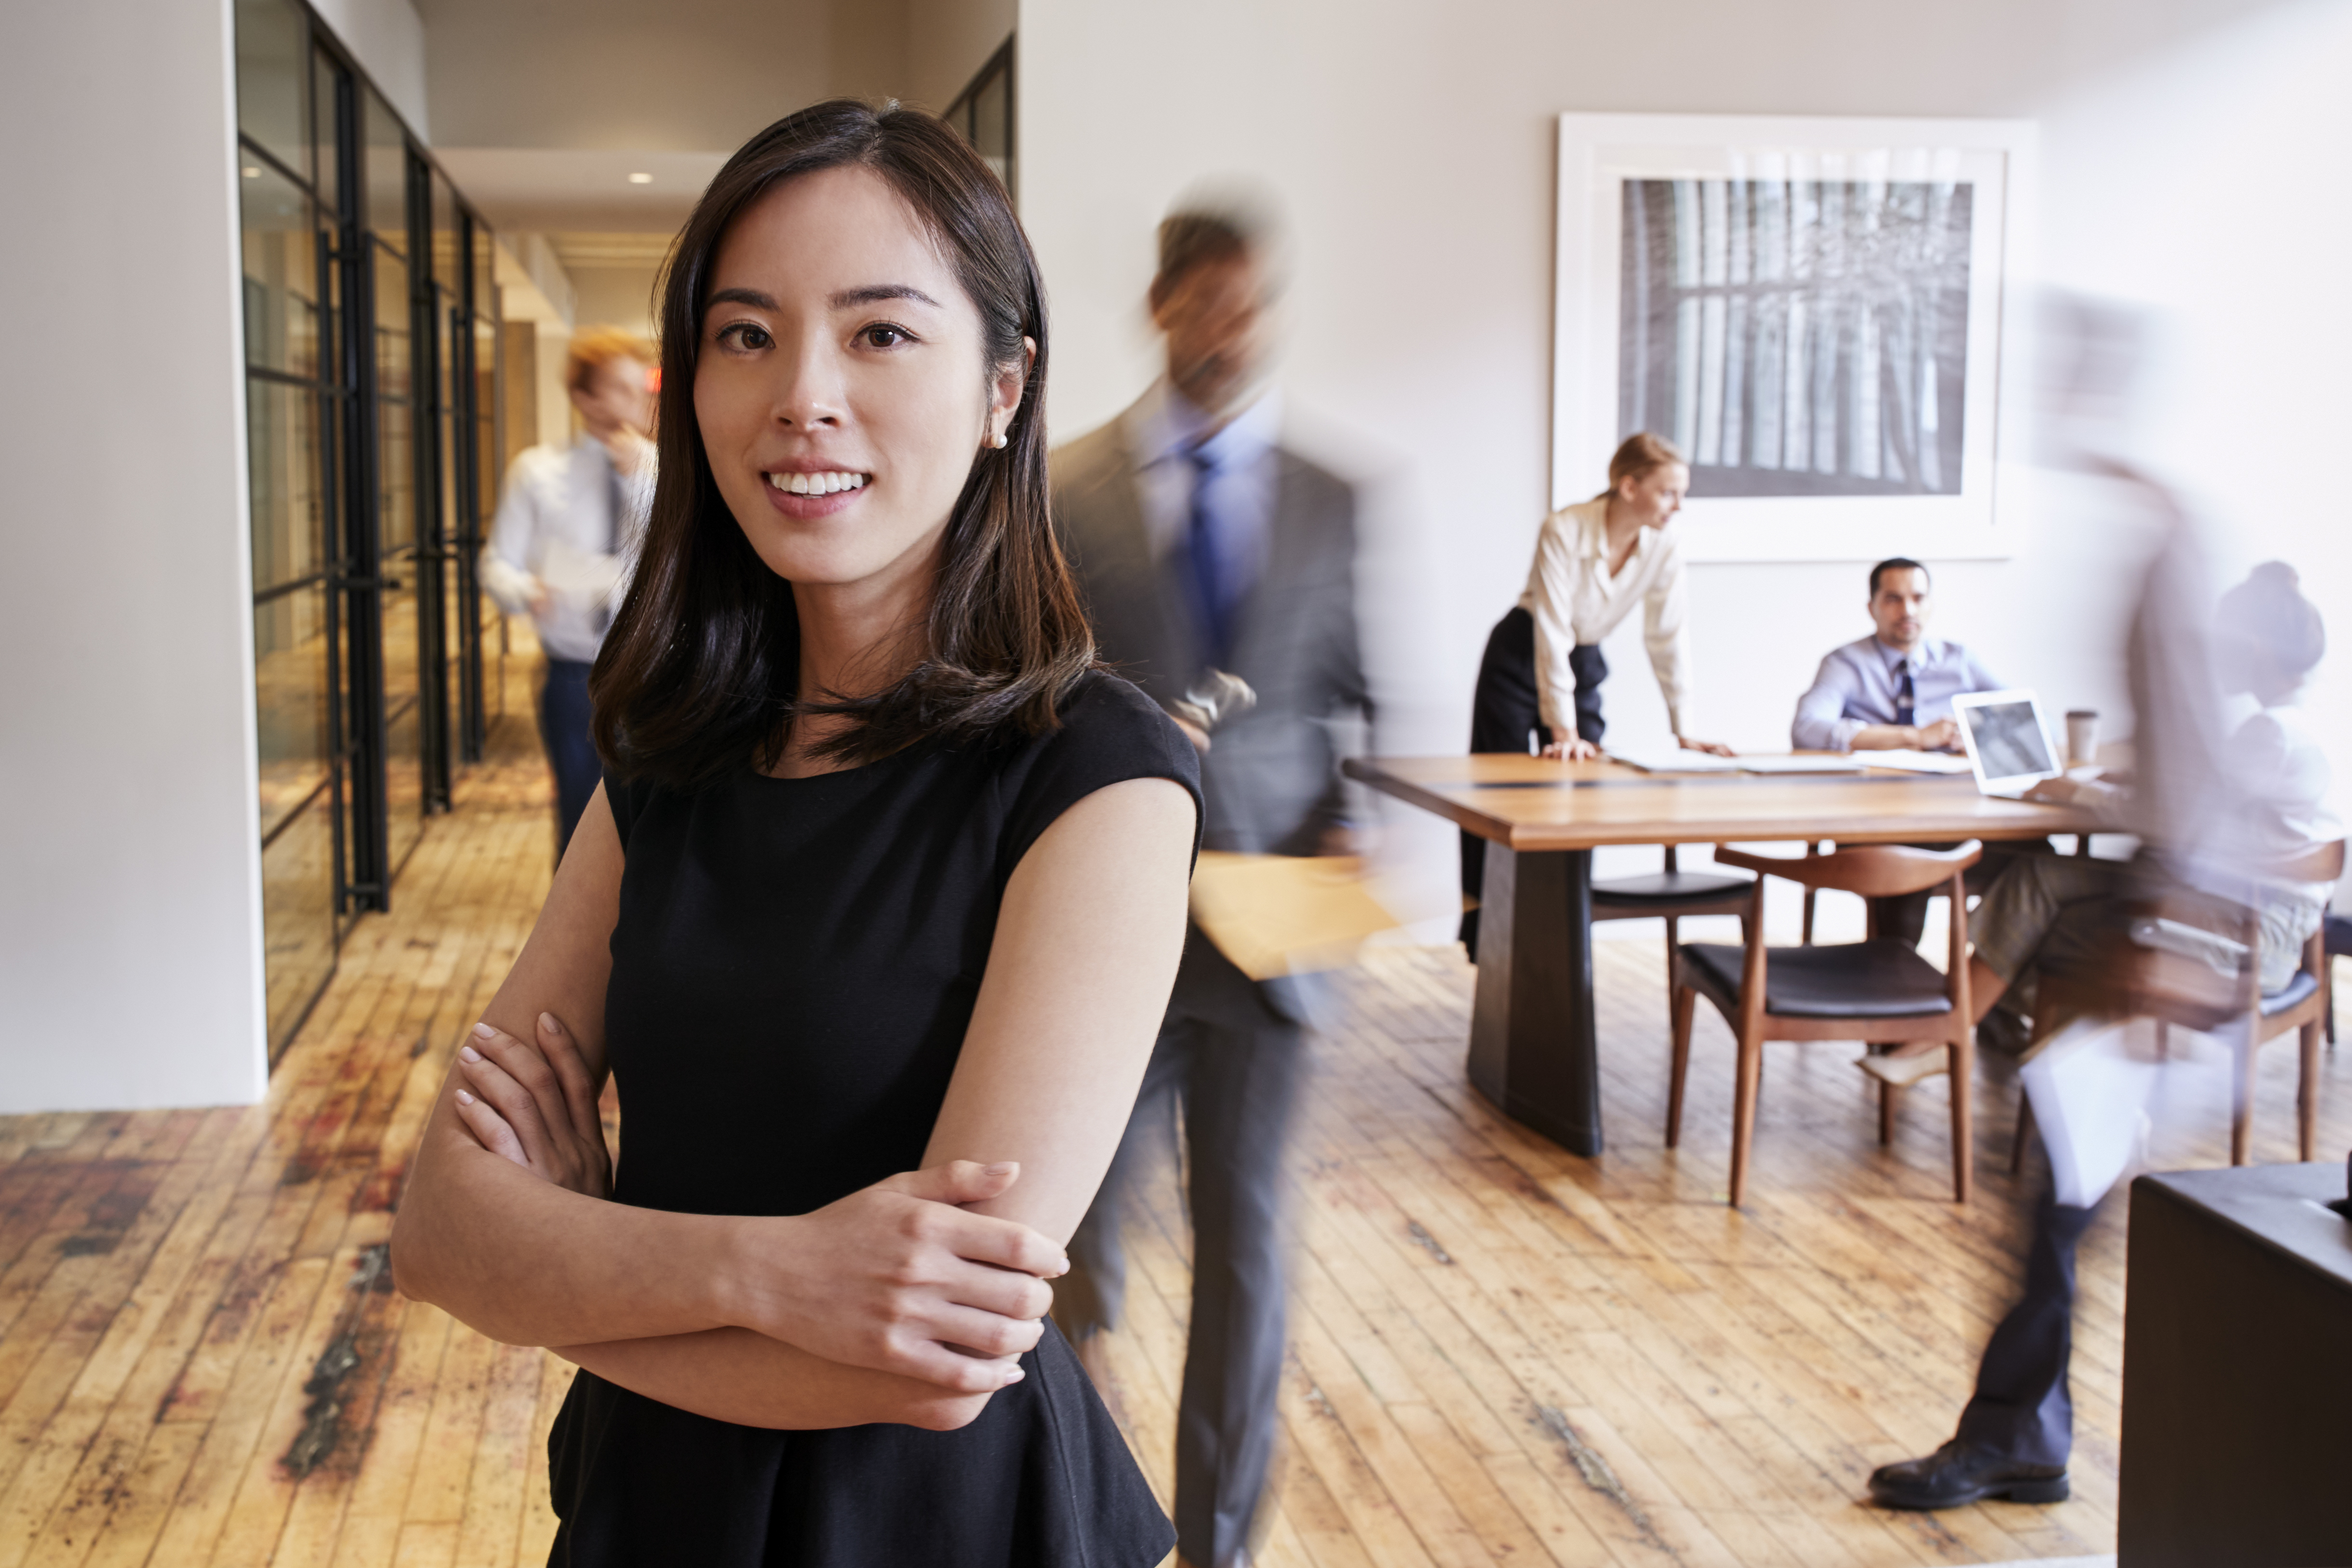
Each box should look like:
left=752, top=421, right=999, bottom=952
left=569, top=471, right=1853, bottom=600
left=411, top=0, right=1007, bottom=234
left=414, top=0, right=901, bottom=151
left=432, top=147, right=729, bottom=233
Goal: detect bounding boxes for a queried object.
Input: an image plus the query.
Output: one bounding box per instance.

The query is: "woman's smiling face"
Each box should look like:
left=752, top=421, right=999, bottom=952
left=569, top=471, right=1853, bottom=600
left=693, top=163, right=1025, bottom=595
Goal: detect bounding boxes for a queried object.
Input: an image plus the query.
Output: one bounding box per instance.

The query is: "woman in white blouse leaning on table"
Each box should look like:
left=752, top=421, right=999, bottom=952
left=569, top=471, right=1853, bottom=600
left=1460, top=432, right=1731, bottom=956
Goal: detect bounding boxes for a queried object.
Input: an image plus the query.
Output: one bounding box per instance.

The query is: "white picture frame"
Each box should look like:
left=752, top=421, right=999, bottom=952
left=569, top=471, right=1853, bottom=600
left=1553, top=113, right=2037, bottom=563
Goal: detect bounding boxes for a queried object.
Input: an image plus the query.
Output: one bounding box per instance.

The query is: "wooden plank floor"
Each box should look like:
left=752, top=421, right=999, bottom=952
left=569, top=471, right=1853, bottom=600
left=0, top=718, right=2338, bottom=1567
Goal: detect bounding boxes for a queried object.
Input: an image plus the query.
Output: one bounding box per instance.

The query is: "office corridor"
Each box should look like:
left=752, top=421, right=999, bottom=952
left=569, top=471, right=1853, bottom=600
left=0, top=718, right=2338, bottom=1568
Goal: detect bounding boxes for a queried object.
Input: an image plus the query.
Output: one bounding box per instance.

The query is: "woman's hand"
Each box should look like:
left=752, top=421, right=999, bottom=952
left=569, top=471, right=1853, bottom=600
left=1676, top=736, right=1736, bottom=757
left=723, top=1162, right=1065, bottom=1393
left=1539, top=736, right=1601, bottom=761
left=454, top=1014, right=612, bottom=1198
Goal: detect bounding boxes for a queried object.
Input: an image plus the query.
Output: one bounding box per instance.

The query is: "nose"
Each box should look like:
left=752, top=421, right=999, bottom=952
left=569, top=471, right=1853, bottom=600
left=770, top=329, right=846, bottom=430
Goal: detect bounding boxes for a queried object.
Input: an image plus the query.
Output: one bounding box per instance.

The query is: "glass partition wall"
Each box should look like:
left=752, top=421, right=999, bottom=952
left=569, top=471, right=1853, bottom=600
left=235, top=0, right=503, bottom=1056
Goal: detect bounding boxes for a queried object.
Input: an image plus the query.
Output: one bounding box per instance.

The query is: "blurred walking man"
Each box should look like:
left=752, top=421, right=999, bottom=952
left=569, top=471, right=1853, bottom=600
left=481, top=328, right=654, bottom=854
left=1050, top=204, right=1369, bottom=1568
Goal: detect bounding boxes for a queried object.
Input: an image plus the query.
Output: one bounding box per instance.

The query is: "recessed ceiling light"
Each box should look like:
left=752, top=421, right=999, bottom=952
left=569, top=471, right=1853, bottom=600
left=627, top=172, right=654, bottom=185
left=242, top=166, right=261, bottom=178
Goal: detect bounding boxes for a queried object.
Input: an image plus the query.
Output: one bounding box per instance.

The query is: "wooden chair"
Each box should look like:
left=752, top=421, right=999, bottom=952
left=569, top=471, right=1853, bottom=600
left=1592, top=845, right=1754, bottom=1012
left=1670, top=841, right=1981, bottom=1208
left=1799, top=841, right=1824, bottom=943
left=2011, top=838, right=2345, bottom=1170
left=2323, top=911, right=2349, bottom=1045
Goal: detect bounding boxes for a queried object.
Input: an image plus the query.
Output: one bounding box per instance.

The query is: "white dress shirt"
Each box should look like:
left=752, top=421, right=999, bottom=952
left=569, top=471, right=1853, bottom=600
left=1791, top=635, right=2005, bottom=751
left=480, top=435, right=654, bottom=664
left=1123, top=377, right=1281, bottom=594
left=1515, top=497, right=1691, bottom=737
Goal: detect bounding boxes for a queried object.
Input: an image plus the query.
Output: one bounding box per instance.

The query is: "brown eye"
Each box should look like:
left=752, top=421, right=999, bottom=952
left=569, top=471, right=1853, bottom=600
left=861, top=323, right=911, bottom=349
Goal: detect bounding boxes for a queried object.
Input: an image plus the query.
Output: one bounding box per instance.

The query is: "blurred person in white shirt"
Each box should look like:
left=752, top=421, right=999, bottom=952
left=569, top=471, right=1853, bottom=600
left=481, top=327, right=655, bottom=853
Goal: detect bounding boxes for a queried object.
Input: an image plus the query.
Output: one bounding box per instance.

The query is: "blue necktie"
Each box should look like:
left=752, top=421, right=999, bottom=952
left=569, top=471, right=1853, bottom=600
left=1186, top=447, right=1235, bottom=666
left=1893, top=658, right=1915, bottom=728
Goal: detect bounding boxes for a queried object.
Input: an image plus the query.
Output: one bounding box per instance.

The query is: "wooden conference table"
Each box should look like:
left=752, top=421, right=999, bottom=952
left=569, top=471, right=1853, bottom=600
left=1340, top=754, right=2098, bottom=1157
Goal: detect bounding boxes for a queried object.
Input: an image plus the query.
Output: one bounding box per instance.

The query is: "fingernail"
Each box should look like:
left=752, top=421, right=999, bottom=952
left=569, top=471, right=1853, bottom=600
left=455, top=1090, right=476, bottom=1105
left=459, top=1045, right=482, bottom=1063
left=1001, top=1364, right=1025, bottom=1386
left=984, top=1161, right=1016, bottom=1177
left=472, top=1022, right=496, bottom=1039
left=539, top=1011, right=561, bottom=1034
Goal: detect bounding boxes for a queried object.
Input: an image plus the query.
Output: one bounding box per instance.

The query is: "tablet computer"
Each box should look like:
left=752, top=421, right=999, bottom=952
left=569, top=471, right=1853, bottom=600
left=1951, top=690, right=2063, bottom=797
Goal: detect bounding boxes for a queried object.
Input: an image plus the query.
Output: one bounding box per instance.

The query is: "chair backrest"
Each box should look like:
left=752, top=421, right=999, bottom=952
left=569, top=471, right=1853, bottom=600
left=1714, top=840, right=1981, bottom=898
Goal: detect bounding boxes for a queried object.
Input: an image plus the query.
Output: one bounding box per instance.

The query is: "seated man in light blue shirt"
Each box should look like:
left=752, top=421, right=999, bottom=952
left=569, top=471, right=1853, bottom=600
left=1792, top=557, right=2045, bottom=948
left=1792, top=558, right=2003, bottom=752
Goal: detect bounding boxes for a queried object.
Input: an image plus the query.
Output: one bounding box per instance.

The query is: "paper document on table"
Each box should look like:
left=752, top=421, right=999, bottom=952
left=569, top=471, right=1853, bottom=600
left=537, top=539, right=625, bottom=617
left=1609, top=748, right=1741, bottom=773
left=1861, top=748, right=1976, bottom=774
left=1189, top=853, right=1399, bottom=981
left=1736, top=755, right=1868, bottom=774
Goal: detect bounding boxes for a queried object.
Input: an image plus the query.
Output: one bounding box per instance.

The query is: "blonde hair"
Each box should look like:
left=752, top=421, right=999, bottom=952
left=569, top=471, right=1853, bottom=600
left=566, top=326, right=655, bottom=397
left=1601, top=432, right=1686, bottom=497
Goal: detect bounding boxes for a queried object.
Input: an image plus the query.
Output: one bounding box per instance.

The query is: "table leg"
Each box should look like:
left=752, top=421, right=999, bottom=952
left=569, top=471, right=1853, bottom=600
left=1466, top=844, right=1603, bottom=1156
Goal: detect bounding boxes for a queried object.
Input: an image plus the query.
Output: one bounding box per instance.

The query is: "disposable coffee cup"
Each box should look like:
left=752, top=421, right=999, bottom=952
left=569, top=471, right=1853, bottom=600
left=2065, top=709, right=2098, bottom=767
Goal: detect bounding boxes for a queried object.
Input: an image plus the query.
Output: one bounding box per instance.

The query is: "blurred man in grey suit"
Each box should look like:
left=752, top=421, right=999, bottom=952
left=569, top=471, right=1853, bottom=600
left=1051, top=204, right=1368, bottom=1568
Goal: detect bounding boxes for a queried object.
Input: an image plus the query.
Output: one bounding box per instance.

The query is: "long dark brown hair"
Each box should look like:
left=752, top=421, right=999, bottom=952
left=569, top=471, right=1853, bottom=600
left=590, top=99, right=1093, bottom=787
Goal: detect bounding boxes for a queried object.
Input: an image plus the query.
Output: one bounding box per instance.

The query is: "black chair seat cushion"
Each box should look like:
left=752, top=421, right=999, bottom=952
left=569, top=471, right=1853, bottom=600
left=1680, top=939, right=1955, bottom=1020
left=2262, top=969, right=2321, bottom=1016
left=1592, top=870, right=1753, bottom=909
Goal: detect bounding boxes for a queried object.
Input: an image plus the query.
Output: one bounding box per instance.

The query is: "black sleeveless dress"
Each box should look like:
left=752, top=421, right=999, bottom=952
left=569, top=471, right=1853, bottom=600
left=546, top=673, right=1196, bottom=1567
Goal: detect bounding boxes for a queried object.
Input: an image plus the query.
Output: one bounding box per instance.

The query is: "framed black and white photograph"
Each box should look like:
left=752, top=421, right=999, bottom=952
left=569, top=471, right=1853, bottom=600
left=1553, top=114, right=2036, bottom=561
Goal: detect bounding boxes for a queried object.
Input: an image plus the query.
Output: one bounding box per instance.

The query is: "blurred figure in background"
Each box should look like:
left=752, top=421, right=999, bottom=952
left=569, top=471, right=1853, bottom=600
left=1873, top=550, right=2333, bottom=1509
left=1791, top=558, right=2002, bottom=756
left=1051, top=200, right=1369, bottom=1568
left=1793, top=558, right=2046, bottom=950
left=481, top=327, right=655, bottom=854
left=1460, top=432, right=1728, bottom=958
left=1868, top=296, right=2338, bottom=1511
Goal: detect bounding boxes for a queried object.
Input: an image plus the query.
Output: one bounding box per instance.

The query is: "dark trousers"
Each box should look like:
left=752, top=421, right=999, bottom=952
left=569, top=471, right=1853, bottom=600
left=1058, top=930, right=1306, bottom=1568
left=1955, top=1190, right=2098, bottom=1468
left=1460, top=606, right=1606, bottom=958
left=539, top=658, right=602, bottom=857
left=1869, top=838, right=2054, bottom=948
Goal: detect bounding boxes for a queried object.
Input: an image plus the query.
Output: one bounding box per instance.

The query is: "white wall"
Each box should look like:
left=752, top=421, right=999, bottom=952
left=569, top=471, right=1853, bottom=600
left=0, top=0, right=267, bottom=1109
left=569, top=266, right=663, bottom=345
left=903, top=0, right=1015, bottom=111
left=311, top=0, right=430, bottom=140
left=1018, top=0, right=2352, bottom=925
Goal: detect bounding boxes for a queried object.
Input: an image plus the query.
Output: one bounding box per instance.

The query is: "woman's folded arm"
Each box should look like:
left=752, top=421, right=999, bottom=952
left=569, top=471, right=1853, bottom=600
left=558, top=1328, right=1003, bottom=1432
left=391, top=785, right=1064, bottom=1399
left=922, top=775, right=1199, bottom=1246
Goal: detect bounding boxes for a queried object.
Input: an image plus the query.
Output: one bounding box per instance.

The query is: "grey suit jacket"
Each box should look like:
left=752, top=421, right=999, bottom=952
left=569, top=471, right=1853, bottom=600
left=1050, top=398, right=1369, bottom=864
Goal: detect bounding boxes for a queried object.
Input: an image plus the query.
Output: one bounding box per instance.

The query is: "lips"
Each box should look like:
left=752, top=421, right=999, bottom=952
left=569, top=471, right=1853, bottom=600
left=758, top=466, right=871, bottom=520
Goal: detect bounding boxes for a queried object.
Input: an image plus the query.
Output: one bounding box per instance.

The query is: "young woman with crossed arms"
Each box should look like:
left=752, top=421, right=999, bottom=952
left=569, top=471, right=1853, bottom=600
left=389, top=103, right=1198, bottom=1566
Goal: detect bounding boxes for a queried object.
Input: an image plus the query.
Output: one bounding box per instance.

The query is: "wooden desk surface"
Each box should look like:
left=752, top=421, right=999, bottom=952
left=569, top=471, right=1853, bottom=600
left=1343, top=753, right=2098, bottom=851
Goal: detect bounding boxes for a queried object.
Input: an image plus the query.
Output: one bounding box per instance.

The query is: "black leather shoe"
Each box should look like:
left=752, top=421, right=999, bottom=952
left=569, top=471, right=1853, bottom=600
left=1868, top=1440, right=2069, bottom=1509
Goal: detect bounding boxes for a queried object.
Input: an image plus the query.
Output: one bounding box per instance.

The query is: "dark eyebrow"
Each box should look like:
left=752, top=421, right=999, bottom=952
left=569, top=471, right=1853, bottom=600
left=829, top=284, right=942, bottom=310
left=706, top=287, right=777, bottom=310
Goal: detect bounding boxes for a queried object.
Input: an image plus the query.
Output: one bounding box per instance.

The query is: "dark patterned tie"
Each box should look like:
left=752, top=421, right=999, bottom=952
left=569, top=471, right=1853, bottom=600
left=1893, top=658, right=1915, bottom=729
left=1186, top=446, right=1234, bottom=666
